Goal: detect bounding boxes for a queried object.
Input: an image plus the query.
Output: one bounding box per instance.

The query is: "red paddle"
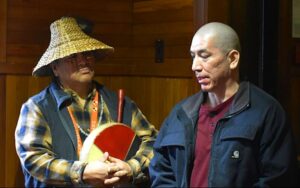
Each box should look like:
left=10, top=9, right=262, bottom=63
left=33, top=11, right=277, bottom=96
left=80, top=89, right=141, bottom=162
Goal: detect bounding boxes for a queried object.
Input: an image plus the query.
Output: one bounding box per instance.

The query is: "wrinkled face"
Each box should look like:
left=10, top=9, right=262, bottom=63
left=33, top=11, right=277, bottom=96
left=190, top=34, right=232, bottom=93
left=51, top=51, right=96, bottom=87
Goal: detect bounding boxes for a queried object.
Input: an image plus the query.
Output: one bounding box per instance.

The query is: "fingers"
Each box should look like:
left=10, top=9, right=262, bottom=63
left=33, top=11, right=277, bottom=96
left=107, top=155, right=119, bottom=163
left=107, top=164, right=119, bottom=174
left=112, top=170, right=128, bottom=177
left=104, top=176, right=120, bottom=185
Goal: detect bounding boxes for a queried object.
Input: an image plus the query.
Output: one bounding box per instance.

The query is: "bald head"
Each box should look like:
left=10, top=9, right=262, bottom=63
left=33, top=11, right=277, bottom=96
left=194, top=22, right=241, bottom=54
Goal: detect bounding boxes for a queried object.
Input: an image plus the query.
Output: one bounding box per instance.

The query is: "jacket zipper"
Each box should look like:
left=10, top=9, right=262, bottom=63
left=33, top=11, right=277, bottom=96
left=208, top=103, right=250, bottom=187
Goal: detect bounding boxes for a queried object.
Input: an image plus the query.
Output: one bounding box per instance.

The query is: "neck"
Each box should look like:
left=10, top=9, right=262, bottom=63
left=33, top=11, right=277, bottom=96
left=59, top=81, right=93, bottom=98
left=206, top=81, right=239, bottom=107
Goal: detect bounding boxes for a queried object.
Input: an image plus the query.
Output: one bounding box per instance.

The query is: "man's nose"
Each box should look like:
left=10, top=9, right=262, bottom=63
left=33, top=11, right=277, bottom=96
left=192, top=57, right=203, bottom=71
left=76, top=53, right=87, bottom=63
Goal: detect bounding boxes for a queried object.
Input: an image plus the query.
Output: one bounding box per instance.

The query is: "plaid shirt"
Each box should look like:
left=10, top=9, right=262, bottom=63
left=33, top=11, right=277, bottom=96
left=15, top=82, right=157, bottom=186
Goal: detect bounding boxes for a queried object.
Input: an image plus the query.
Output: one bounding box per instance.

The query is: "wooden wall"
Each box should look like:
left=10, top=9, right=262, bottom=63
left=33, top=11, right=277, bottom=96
left=132, top=0, right=193, bottom=65
left=1, top=0, right=299, bottom=187
left=0, top=0, right=195, bottom=186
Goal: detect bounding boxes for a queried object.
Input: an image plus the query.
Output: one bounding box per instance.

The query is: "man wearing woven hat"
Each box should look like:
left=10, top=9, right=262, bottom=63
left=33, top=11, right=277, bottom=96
left=15, top=17, right=157, bottom=187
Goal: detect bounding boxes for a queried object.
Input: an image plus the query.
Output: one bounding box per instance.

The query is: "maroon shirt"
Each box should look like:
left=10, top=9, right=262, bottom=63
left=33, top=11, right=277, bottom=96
left=190, top=96, right=234, bottom=187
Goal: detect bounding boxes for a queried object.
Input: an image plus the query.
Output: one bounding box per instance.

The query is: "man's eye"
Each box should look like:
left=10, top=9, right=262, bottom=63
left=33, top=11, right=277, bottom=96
left=64, top=55, right=77, bottom=63
left=200, top=53, right=210, bottom=59
left=84, top=51, right=94, bottom=59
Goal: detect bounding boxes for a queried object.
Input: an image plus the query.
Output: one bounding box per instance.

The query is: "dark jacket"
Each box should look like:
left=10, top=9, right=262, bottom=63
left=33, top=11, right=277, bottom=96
left=150, top=82, right=298, bottom=187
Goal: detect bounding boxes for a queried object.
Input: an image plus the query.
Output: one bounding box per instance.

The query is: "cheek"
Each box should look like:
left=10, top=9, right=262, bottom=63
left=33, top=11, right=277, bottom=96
left=214, top=64, right=231, bottom=79
left=202, top=63, right=218, bottom=74
left=57, top=65, right=75, bottom=78
left=88, top=61, right=96, bottom=69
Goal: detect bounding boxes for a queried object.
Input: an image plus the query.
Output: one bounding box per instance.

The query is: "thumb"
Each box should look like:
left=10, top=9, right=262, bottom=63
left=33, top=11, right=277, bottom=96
left=100, top=152, right=109, bottom=162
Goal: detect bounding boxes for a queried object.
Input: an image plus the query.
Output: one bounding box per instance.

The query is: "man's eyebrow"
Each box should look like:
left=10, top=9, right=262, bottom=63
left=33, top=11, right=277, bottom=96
left=190, top=49, right=208, bottom=54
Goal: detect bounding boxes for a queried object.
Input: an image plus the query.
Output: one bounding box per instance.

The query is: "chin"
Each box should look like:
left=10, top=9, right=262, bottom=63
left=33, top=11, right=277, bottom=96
left=78, top=75, right=94, bottom=83
left=200, top=84, right=212, bottom=92
left=80, top=78, right=93, bottom=83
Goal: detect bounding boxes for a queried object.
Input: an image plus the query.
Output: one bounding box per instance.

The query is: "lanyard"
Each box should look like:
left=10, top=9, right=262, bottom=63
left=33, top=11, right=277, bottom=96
left=67, top=91, right=99, bottom=156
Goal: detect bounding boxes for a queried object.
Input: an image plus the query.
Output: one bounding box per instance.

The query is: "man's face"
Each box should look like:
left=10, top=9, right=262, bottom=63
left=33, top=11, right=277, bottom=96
left=190, top=34, right=232, bottom=93
left=51, top=51, right=96, bottom=87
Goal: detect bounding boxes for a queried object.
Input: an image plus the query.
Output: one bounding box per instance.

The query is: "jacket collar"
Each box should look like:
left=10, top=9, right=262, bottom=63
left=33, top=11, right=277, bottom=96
left=49, top=81, right=72, bottom=109
left=181, top=81, right=251, bottom=119
left=181, top=91, right=204, bottom=120
left=49, top=81, right=108, bottom=109
left=228, top=81, right=250, bottom=116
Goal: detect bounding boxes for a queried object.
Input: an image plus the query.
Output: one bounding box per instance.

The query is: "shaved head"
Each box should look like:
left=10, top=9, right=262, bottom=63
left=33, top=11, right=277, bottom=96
left=194, top=22, right=241, bottom=54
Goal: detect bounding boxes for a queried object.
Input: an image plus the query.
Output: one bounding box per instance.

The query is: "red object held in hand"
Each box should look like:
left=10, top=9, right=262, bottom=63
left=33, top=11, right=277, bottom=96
left=80, top=89, right=140, bottom=162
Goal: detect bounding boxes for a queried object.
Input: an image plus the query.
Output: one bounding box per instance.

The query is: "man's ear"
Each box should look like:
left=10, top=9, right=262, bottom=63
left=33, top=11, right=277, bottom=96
left=228, top=50, right=240, bottom=69
left=50, top=62, right=58, bottom=76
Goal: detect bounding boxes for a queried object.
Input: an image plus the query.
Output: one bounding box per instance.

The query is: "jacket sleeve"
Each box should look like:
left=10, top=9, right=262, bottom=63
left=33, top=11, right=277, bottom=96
left=15, top=99, right=87, bottom=186
left=254, top=103, right=298, bottom=187
left=149, top=117, right=178, bottom=187
left=125, top=100, right=158, bottom=184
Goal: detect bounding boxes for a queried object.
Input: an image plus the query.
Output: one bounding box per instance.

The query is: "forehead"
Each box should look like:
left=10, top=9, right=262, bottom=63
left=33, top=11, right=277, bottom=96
left=190, top=33, right=215, bottom=52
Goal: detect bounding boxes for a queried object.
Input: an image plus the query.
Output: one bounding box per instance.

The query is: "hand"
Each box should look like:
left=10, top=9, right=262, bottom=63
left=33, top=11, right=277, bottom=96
left=104, top=156, right=133, bottom=185
left=82, top=152, right=120, bottom=186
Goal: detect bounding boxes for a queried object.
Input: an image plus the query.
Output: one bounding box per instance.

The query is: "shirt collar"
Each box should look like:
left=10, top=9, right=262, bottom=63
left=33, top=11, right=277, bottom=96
left=63, top=86, right=96, bottom=102
left=49, top=81, right=96, bottom=109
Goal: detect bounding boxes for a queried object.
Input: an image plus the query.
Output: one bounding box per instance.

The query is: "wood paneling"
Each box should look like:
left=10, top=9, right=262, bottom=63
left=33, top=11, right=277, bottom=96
left=194, top=0, right=208, bottom=29
left=9, top=1, right=131, bottom=13
left=194, top=0, right=230, bottom=29
left=5, top=76, right=51, bottom=186
left=132, top=0, right=194, bottom=77
left=0, top=76, right=6, bottom=187
left=133, top=21, right=193, bottom=35
left=134, top=7, right=193, bottom=24
left=133, top=33, right=192, bottom=46
left=0, top=61, right=193, bottom=78
left=207, top=0, right=230, bottom=23
left=134, top=0, right=192, bottom=13
left=6, top=0, right=133, bottom=72
left=0, top=0, right=7, bottom=63
left=0, top=0, right=7, bottom=186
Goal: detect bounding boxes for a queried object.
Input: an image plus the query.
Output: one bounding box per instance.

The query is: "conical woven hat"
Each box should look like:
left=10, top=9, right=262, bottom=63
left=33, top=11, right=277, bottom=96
left=32, top=17, right=114, bottom=76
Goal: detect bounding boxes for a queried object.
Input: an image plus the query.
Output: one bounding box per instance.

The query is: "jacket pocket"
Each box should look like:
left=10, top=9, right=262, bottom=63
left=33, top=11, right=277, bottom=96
left=220, top=123, right=257, bottom=141
left=214, top=124, right=259, bottom=185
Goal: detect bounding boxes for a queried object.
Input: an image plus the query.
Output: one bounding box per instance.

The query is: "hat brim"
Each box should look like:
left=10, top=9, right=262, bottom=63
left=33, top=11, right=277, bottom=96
left=33, top=48, right=113, bottom=77
left=32, top=17, right=115, bottom=77
left=32, top=39, right=114, bottom=76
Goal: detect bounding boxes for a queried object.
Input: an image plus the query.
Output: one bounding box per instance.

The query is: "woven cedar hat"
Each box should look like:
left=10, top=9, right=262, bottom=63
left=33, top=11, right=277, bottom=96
left=32, top=17, right=114, bottom=76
